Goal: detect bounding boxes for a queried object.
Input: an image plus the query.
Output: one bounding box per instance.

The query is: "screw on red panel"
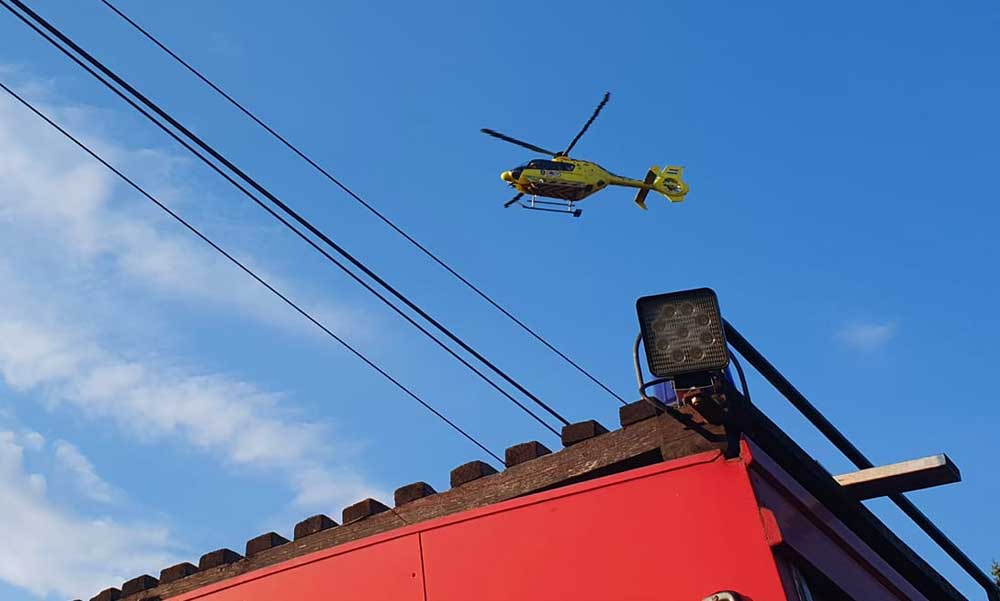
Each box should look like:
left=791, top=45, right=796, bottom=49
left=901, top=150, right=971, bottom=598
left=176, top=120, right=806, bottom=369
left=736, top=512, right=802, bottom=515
left=702, top=592, right=743, bottom=601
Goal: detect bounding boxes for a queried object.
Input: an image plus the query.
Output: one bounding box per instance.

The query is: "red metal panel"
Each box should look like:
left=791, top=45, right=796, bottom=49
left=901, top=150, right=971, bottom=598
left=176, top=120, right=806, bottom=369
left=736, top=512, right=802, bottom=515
left=172, top=534, right=425, bottom=601
left=746, top=440, right=931, bottom=601
left=421, top=452, right=790, bottom=601
left=166, top=445, right=924, bottom=601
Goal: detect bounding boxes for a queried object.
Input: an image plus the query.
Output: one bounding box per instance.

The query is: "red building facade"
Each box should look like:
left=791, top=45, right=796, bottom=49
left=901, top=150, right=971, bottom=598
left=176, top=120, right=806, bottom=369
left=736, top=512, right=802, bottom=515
left=122, top=442, right=951, bottom=601
left=87, top=402, right=973, bottom=601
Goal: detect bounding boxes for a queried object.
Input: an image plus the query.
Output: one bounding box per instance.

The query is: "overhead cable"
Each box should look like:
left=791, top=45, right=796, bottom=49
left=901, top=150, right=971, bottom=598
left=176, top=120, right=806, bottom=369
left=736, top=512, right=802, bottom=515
left=97, top=0, right=627, bottom=406
left=0, top=78, right=505, bottom=467
left=1, top=0, right=569, bottom=435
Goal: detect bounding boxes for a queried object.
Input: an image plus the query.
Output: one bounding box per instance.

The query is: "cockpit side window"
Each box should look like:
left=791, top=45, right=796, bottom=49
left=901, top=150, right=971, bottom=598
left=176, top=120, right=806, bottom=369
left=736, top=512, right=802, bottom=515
left=529, top=160, right=575, bottom=171
left=521, top=159, right=575, bottom=172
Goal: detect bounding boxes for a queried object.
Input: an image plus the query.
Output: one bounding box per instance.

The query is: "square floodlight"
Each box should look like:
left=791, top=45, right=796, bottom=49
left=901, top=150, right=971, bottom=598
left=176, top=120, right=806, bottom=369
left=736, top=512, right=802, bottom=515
left=636, top=288, right=728, bottom=378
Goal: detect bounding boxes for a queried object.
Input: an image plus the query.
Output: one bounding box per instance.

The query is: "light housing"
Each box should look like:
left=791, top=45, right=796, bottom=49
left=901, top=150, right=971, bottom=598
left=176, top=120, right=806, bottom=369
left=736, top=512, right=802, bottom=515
left=636, top=287, right=729, bottom=378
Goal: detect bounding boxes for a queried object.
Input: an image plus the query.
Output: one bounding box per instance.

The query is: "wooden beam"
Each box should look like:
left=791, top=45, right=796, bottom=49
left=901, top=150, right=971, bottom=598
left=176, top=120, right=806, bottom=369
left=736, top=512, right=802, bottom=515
left=743, top=405, right=966, bottom=601
left=834, top=454, right=960, bottom=500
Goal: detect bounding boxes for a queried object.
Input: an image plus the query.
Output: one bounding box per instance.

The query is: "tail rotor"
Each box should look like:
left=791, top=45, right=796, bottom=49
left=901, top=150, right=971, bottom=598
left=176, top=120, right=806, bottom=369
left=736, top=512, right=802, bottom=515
left=633, top=166, right=689, bottom=210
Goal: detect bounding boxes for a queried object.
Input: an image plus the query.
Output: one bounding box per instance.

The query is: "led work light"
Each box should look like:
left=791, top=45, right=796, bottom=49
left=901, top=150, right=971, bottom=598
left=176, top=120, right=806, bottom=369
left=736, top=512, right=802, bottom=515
left=636, top=287, right=729, bottom=379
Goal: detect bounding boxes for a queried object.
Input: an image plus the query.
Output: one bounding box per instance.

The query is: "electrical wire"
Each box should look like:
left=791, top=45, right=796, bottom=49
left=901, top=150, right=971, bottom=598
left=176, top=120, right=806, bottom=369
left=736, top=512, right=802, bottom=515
left=96, top=0, right=628, bottom=406
left=729, top=351, right=751, bottom=404
left=0, top=78, right=505, bottom=468
left=1, top=0, right=569, bottom=436
left=4, top=0, right=569, bottom=430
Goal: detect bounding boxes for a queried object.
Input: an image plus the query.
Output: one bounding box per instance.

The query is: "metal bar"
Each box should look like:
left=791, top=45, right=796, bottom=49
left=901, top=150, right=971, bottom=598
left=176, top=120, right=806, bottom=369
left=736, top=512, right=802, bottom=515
left=529, top=199, right=574, bottom=207
left=834, top=454, right=961, bottom=500
left=723, top=320, right=1000, bottom=601
left=522, top=205, right=576, bottom=216
left=891, top=493, right=1000, bottom=599
left=723, top=321, right=874, bottom=470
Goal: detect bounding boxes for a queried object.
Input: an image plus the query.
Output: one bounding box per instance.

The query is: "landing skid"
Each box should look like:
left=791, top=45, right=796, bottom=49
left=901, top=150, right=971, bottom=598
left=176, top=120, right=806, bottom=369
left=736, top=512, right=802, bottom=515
left=515, top=196, right=582, bottom=218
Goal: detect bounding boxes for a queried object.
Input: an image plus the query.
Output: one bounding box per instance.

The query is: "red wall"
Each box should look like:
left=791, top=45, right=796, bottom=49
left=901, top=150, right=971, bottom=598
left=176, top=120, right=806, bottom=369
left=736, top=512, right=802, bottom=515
left=174, top=450, right=790, bottom=601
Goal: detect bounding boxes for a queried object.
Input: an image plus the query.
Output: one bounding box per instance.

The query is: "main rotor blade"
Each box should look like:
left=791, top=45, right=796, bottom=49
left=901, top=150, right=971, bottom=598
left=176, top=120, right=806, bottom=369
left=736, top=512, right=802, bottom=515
left=481, top=128, right=559, bottom=156
left=503, top=192, right=524, bottom=208
left=561, top=92, right=610, bottom=156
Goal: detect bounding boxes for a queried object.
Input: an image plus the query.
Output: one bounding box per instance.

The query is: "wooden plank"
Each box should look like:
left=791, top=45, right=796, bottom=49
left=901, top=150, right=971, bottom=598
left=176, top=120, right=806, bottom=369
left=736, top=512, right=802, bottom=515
left=619, top=399, right=664, bottom=427
left=450, top=460, right=498, bottom=488
left=835, top=455, right=961, bottom=500
left=504, top=441, right=551, bottom=467
left=120, top=575, right=157, bottom=596
left=293, top=514, right=337, bottom=540
left=90, top=588, right=121, bottom=601
left=245, top=532, right=289, bottom=558
left=342, top=498, right=390, bottom=524
left=560, top=419, right=609, bottom=447
left=743, top=403, right=966, bottom=601
left=198, top=548, right=242, bottom=570
left=118, top=409, right=725, bottom=601
left=394, top=482, right=437, bottom=507
left=159, top=562, right=198, bottom=584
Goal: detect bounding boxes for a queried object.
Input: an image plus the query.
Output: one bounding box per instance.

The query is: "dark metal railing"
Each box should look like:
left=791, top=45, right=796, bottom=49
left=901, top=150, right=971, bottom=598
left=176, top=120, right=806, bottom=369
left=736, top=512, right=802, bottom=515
left=723, top=320, right=1000, bottom=601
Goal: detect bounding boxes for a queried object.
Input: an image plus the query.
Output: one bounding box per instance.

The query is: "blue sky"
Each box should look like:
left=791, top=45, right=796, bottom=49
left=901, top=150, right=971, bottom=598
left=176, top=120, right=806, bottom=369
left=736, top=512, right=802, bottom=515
left=0, top=0, right=997, bottom=599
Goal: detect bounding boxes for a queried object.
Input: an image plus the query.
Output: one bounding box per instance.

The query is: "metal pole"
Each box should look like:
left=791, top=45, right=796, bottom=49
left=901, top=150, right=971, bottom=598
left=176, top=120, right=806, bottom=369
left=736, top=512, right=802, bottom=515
left=723, top=320, right=1000, bottom=601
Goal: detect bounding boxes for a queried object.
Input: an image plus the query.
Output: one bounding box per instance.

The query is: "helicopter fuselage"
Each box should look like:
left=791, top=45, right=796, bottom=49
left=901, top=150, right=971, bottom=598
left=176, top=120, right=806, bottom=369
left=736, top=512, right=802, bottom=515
left=485, top=92, right=689, bottom=215
left=501, top=156, right=642, bottom=202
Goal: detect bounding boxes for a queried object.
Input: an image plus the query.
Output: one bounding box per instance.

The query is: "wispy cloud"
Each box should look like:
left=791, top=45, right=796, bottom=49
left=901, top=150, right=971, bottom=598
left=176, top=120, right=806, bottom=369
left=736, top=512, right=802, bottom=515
left=0, top=312, right=383, bottom=510
left=53, top=440, right=119, bottom=505
left=0, top=74, right=386, bottom=597
left=0, top=74, right=380, bottom=497
left=837, top=321, right=897, bottom=351
left=19, top=430, right=45, bottom=452
left=0, top=77, right=369, bottom=341
left=0, top=428, right=180, bottom=598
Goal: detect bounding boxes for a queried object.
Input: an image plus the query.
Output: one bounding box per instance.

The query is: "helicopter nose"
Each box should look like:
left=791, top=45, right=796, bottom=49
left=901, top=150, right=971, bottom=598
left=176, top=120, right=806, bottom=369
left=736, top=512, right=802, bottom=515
left=501, top=171, right=514, bottom=183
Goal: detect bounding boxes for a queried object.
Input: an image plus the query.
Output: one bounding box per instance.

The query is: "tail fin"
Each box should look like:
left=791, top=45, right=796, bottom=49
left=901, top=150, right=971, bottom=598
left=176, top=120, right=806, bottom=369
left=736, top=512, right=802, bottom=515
left=655, top=165, right=689, bottom=202
left=632, top=168, right=659, bottom=210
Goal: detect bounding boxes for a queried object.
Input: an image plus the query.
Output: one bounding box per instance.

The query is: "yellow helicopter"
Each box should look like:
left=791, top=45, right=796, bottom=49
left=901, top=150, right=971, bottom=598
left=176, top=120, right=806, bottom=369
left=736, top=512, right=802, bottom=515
left=482, top=92, right=689, bottom=218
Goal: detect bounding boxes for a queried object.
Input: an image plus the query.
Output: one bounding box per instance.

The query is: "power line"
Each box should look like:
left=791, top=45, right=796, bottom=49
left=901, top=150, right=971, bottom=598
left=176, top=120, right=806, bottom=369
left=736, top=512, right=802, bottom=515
left=96, top=0, right=628, bottom=407
left=0, top=78, right=505, bottom=468
left=1, top=0, right=569, bottom=436
left=5, top=0, right=572, bottom=430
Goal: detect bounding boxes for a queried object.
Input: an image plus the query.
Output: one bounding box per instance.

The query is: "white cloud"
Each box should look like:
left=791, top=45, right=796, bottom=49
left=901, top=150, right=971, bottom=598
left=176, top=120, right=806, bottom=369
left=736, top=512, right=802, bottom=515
left=837, top=321, right=897, bottom=351
left=0, top=75, right=387, bottom=597
left=0, top=76, right=381, bottom=498
left=0, top=78, right=369, bottom=342
left=53, top=440, right=119, bottom=505
left=21, top=430, right=45, bottom=452
left=0, top=429, right=179, bottom=598
left=0, top=312, right=382, bottom=508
